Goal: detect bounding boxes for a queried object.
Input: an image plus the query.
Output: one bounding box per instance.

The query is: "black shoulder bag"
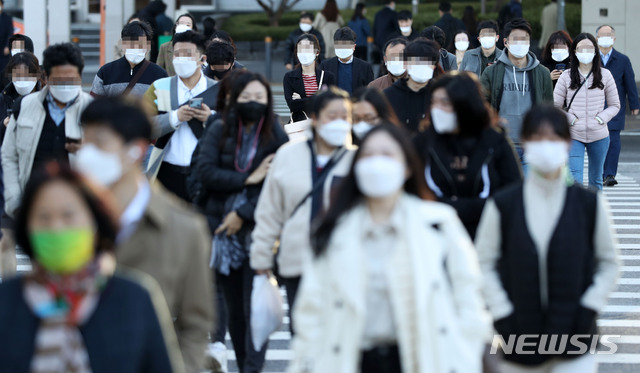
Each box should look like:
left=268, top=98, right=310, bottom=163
left=564, top=71, right=592, bottom=112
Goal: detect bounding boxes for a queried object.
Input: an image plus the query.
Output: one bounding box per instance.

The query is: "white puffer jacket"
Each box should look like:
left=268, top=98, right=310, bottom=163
left=553, top=68, right=620, bottom=143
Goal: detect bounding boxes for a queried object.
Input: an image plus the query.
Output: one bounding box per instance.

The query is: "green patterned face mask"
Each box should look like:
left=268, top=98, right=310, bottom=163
left=30, top=228, right=95, bottom=275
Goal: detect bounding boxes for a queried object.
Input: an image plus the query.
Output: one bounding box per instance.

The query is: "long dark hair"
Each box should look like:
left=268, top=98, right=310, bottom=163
left=541, top=30, right=572, bottom=66
left=569, top=33, right=604, bottom=90
left=221, top=72, right=275, bottom=146
left=312, top=124, right=434, bottom=257
left=15, top=162, right=118, bottom=260
left=321, top=0, right=340, bottom=22
left=352, top=87, right=400, bottom=126
left=351, top=3, right=366, bottom=21
left=215, top=69, right=249, bottom=113
left=424, top=71, right=497, bottom=136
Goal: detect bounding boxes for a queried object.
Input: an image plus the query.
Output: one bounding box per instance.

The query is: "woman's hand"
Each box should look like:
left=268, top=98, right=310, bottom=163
left=292, top=92, right=302, bottom=101
left=550, top=69, right=563, bottom=81
left=245, top=154, right=275, bottom=185
left=215, top=211, right=244, bottom=236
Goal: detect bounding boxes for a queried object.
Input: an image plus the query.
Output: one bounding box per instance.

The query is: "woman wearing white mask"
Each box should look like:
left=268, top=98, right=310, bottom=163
left=415, top=72, right=521, bottom=239
left=540, top=30, right=573, bottom=88
left=288, top=124, right=490, bottom=373
left=0, top=51, right=43, bottom=130
left=553, top=33, right=620, bottom=190
left=453, top=31, right=470, bottom=69
left=283, top=34, right=336, bottom=124
left=476, top=104, right=619, bottom=373
left=156, top=13, right=198, bottom=76
left=251, top=87, right=355, bottom=333
left=351, top=87, right=399, bottom=144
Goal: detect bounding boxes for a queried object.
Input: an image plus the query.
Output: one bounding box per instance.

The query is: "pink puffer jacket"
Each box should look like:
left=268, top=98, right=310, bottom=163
left=553, top=68, right=620, bottom=143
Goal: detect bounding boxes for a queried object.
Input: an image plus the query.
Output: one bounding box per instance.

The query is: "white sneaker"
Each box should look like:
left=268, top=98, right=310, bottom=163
left=206, top=342, right=228, bottom=373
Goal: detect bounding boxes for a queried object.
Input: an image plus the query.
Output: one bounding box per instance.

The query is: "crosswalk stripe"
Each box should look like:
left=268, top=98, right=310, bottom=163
left=596, top=354, right=640, bottom=364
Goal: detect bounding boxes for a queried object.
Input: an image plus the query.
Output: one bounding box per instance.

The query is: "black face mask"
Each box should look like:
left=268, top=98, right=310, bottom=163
left=211, top=66, right=232, bottom=80
left=238, top=101, right=267, bottom=123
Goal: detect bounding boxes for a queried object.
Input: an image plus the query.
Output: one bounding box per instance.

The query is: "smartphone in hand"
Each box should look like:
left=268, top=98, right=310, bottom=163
left=189, top=98, right=203, bottom=109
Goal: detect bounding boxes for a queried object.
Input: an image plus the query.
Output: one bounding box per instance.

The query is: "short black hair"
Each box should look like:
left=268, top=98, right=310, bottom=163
left=383, top=37, right=408, bottom=55
left=503, top=18, right=532, bottom=38
left=9, top=34, right=34, bottom=53
left=15, top=163, right=118, bottom=260
left=420, top=26, right=446, bottom=49
left=206, top=41, right=235, bottom=66
left=300, top=12, right=314, bottom=22
left=121, top=21, right=153, bottom=40
left=333, top=27, right=357, bottom=42
left=521, top=104, right=571, bottom=141
left=439, top=1, right=452, bottom=12
left=172, top=30, right=206, bottom=53
left=42, top=43, right=84, bottom=76
left=477, top=20, right=499, bottom=35
left=398, top=10, right=412, bottom=21
left=81, top=97, right=152, bottom=143
left=404, top=39, right=440, bottom=60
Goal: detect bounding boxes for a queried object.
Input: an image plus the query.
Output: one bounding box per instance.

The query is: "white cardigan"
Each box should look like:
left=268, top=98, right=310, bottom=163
left=288, top=194, right=491, bottom=373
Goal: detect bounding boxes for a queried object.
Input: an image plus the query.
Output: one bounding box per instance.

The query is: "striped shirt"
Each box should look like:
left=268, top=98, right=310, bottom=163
left=303, top=74, right=318, bottom=97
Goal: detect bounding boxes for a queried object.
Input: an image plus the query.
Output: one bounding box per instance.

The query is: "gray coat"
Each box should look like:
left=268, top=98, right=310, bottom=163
left=459, top=47, right=503, bottom=77
left=440, top=49, right=458, bottom=72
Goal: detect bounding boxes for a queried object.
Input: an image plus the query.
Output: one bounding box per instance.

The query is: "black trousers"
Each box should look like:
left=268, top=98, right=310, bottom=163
left=212, top=273, right=228, bottom=343
left=279, top=276, right=300, bottom=336
left=360, top=345, right=401, bottom=373
left=157, top=162, right=190, bottom=202
left=217, top=260, right=267, bottom=373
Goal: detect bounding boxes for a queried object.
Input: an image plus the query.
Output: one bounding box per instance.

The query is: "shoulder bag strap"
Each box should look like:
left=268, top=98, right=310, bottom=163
left=122, top=60, right=151, bottom=96
left=318, top=70, right=325, bottom=91
left=566, top=71, right=592, bottom=111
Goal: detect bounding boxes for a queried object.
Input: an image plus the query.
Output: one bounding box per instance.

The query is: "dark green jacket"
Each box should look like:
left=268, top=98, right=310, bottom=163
left=481, top=58, right=553, bottom=112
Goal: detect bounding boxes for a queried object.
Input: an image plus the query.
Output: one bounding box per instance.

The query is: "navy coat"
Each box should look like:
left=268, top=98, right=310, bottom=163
left=602, top=49, right=640, bottom=130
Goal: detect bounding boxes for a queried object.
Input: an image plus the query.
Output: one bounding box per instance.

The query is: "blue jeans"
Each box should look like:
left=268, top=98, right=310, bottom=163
left=569, top=137, right=610, bottom=190
left=603, top=129, right=621, bottom=178
left=515, top=145, right=528, bottom=175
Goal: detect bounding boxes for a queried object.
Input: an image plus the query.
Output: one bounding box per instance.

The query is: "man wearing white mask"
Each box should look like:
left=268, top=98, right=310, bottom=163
left=368, top=38, right=408, bottom=91
left=389, top=10, right=418, bottom=41
left=320, top=27, right=374, bottom=95
left=284, top=13, right=326, bottom=71
left=597, top=24, right=640, bottom=187
left=459, top=20, right=503, bottom=77
left=143, top=30, right=219, bottom=201
left=481, top=18, right=553, bottom=167
left=2, top=43, right=92, bottom=219
left=75, top=97, right=214, bottom=373
left=384, top=39, right=440, bottom=134
left=91, top=22, right=168, bottom=98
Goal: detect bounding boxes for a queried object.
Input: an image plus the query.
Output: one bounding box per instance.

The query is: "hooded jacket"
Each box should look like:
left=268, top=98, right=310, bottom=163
left=384, top=78, right=429, bottom=134
left=481, top=51, right=553, bottom=144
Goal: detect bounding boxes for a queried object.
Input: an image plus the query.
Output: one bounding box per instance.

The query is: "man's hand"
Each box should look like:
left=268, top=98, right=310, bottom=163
left=3, top=116, right=9, bottom=127
left=191, top=103, right=212, bottom=122
left=65, top=142, right=81, bottom=154
left=177, top=104, right=195, bottom=123
left=632, top=109, right=639, bottom=116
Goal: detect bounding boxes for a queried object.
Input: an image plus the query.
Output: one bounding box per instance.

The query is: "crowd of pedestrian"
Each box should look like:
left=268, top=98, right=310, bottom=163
left=0, top=0, right=635, bottom=372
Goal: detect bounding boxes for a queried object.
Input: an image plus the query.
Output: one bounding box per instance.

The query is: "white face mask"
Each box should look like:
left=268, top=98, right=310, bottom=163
left=576, top=52, right=595, bottom=64
left=49, top=85, right=81, bottom=104
left=125, top=48, right=146, bottom=65
left=297, top=52, right=316, bottom=66
left=355, top=156, right=406, bottom=198
left=597, top=36, right=614, bottom=48
left=479, top=36, right=497, bottom=49
left=175, top=24, right=191, bottom=34
left=385, top=60, right=406, bottom=76
left=430, top=108, right=457, bottom=134
left=524, top=141, right=569, bottom=174
left=335, top=48, right=354, bottom=59
left=400, top=26, right=412, bottom=34
left=317, top=119, right=351, bottom=147
left=13, top=80, right=36, bottom=96
left=455, top=41, right=469, bottom=52
left=508, top=42, right=530, bottom=58
left=74, top=144, right=123, bottom=186
left=300, top=23, right=312, bottom=32
left=352, top=121, right=374, bottom=140
left=408, top=64, right=434, bottom=84
left=551, top=49, right=569, bottom=62
left=11, top=49, right=23, bottom=56
left=173, top=57, right=198, bottom=78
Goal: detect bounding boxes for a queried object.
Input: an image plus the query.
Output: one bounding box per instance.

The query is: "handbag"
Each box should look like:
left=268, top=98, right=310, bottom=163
left=563, top=71, right=591, bottom=112
left=284, top=71, right=325, bottom=140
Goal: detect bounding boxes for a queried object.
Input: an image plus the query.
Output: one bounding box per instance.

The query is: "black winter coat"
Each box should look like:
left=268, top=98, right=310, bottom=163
left=196, top=117, right=289, bottom=233
left=384, top=78, right=429, bottom=135
left=415, top=125, right=522, bottom=238
left=283, top=66, right=336, bottom=122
